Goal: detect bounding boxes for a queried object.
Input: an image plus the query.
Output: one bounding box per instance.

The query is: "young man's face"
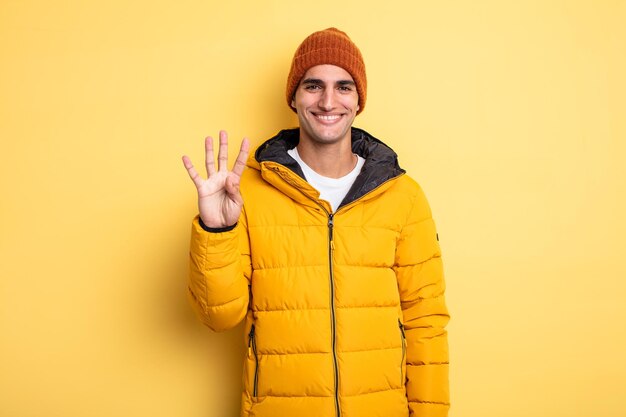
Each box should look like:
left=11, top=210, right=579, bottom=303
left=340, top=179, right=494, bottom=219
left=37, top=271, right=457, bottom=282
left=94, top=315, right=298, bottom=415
left=291, top=64, right=359, bottom=147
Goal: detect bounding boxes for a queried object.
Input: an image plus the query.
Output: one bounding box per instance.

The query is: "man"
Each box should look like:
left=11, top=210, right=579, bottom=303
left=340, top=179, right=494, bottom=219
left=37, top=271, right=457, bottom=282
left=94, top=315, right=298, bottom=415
left=182, top=28, right=449, bottom=417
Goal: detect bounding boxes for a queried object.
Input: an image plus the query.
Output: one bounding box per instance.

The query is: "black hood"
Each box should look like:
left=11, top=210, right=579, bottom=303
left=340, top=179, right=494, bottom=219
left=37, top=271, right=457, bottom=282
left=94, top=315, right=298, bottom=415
left=254, top=127, right=405, bottom=208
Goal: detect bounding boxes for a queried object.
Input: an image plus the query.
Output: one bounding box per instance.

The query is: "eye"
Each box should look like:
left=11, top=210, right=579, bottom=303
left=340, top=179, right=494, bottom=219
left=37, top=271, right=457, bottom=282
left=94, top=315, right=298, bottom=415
left=304, top=84, right=321, bottom=91
left=338, top=85, right=354, bottom=92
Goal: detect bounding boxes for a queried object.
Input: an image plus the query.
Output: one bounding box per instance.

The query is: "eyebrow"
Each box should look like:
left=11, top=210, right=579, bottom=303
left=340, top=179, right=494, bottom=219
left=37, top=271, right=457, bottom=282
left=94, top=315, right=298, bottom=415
left=301, top=78, right=323, bottom=85
left=301, top=78, right=356, bottom=86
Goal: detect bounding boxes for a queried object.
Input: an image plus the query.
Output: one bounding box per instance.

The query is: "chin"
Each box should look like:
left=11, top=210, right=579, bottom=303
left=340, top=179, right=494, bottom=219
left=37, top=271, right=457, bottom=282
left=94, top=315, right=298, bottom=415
left=310, top=131, right=347, bottom=144
left=311, top=124, right=352, bottom=142
left=297, top=114, right=354, bottom=145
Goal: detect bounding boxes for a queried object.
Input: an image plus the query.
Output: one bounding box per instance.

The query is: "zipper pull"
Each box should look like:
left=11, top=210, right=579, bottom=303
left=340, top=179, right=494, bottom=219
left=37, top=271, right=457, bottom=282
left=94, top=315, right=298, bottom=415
left=248, top=324, right=255, bottom=347
left=398, top=319, right=406, bottom=339
left=328, top=214, right=334, bottom=242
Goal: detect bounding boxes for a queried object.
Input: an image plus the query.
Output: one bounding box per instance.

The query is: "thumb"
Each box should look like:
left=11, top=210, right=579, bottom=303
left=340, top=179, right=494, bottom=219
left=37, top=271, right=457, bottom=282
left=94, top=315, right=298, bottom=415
left=225, top=175, right=243, bottom=205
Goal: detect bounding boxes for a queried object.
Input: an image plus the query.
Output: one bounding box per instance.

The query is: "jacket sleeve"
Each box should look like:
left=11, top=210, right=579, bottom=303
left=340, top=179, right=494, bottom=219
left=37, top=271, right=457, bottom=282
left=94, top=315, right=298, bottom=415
left=187, top=210, right=252, bottom=332
left=394, top=186, right=450, bottom=417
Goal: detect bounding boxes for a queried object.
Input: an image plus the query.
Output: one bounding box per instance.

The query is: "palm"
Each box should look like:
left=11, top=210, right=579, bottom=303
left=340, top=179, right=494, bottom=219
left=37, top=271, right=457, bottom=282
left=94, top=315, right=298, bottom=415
left=196, top=171, right=242, bottom=227
left=182, top=131, right=250, bottom=228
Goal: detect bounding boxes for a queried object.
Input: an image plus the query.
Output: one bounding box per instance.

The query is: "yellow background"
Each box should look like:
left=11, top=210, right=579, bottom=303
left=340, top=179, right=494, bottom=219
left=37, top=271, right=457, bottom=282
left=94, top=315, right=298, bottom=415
left=1, top=1, right=625, bottom=416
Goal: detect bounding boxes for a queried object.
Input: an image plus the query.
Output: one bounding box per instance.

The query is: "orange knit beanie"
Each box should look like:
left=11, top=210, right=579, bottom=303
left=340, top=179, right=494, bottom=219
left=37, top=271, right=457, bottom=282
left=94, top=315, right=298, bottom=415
left=286, top=28, right=367, bottom=115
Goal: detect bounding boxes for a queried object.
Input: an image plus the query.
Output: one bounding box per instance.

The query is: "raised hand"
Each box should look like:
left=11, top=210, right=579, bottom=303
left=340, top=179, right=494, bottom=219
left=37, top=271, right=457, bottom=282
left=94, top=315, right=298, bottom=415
left=182, top=130, right=250, bottom=228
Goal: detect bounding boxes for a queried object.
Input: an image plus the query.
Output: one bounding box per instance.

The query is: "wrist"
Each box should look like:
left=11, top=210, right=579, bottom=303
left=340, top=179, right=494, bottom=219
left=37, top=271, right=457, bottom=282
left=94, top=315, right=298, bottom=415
left=198, top=216, right=237, bottom=233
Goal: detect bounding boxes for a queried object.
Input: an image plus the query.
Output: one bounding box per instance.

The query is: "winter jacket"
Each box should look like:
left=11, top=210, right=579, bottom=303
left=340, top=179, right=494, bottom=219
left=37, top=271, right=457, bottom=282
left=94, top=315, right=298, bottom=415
left=188, top=127, right=450, bottom=417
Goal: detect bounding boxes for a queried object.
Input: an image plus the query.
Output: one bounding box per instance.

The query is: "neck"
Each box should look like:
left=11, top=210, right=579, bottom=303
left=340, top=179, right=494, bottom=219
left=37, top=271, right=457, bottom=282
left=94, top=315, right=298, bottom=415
left=296, top=134, right=356, bottom=179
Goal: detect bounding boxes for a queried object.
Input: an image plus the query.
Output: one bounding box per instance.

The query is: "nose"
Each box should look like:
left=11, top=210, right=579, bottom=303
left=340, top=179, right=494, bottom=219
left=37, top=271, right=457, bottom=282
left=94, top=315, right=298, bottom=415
left=318, top=88, right=335, bottom=111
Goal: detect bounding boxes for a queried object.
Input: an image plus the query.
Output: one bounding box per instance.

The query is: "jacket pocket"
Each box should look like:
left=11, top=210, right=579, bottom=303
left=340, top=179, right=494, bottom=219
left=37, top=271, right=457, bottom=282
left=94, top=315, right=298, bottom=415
left=398, top=319, right=406, bottom=387
left=248, top=324, right=259, bottom=397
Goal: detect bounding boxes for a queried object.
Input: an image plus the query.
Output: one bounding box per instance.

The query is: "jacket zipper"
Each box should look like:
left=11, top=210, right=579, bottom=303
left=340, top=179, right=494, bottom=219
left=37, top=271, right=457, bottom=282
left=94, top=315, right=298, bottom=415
left=248, top=324, right=259, bottom=397
left=328, top=213, right=341, bottom=417
left=398, top=319, right=406, bottom=387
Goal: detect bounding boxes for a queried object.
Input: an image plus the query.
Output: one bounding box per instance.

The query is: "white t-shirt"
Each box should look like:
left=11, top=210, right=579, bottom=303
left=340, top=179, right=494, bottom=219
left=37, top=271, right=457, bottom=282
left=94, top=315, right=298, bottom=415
left=287, top=147, right=365, bottom=212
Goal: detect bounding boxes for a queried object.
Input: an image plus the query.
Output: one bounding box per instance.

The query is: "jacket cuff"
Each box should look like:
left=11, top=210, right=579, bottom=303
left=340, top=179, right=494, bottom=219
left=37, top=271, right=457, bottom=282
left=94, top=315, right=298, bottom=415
left=198, top=216, right=237, bottom=233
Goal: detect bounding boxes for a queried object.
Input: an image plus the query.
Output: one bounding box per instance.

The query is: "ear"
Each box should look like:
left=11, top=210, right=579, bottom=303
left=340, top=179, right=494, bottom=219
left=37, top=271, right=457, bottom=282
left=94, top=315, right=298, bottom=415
left=290, top=98, right=296, bottom=109
left=357, top=104, right=360, bottom=112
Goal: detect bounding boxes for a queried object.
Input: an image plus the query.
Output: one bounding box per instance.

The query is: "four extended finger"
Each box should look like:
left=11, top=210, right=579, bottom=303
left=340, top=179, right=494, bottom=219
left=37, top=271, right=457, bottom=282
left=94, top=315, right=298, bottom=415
left=204, top=136, right=216, bottom=176
left=217, top=130, right=229, bottom=172
left=231, top=137, right=250, bottom=177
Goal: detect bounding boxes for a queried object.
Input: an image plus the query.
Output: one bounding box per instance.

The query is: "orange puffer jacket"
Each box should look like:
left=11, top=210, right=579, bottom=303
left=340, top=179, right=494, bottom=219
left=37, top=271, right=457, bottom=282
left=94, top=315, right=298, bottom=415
left=188, top=128, right=450, bottom=417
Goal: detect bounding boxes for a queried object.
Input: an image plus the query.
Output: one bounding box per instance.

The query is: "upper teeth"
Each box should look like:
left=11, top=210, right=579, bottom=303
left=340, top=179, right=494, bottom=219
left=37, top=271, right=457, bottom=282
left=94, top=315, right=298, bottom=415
left=317, top=115, right=340, bottom=120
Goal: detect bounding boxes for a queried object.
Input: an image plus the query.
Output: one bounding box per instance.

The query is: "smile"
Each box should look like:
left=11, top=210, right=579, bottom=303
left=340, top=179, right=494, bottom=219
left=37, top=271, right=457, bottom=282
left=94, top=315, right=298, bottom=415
left=314, top=114, right=341, bottom=122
